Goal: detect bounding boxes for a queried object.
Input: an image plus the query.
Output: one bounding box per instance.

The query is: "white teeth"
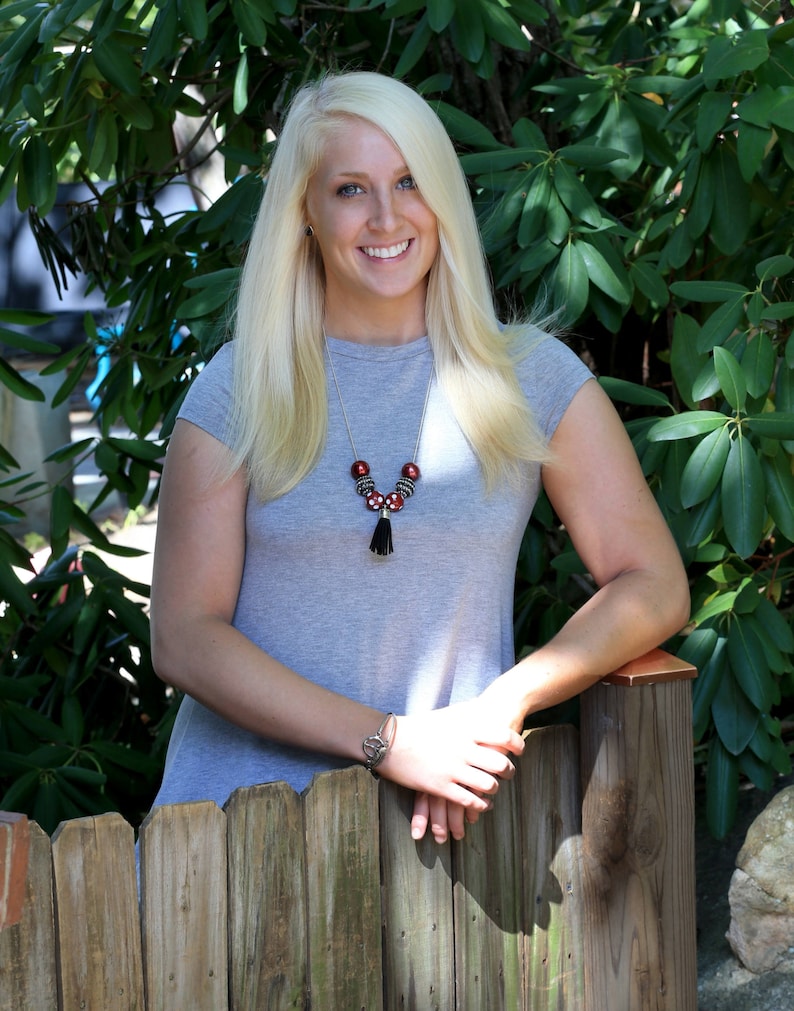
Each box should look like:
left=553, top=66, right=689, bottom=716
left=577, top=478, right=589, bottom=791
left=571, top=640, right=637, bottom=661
left=362, top=240, right=410, bottom=259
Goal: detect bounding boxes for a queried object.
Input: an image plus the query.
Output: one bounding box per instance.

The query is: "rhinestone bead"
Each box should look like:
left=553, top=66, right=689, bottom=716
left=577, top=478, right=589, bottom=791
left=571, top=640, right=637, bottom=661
left=355, top=475, right=376, bottom=496
left=395, top=477, right=415, bottom=498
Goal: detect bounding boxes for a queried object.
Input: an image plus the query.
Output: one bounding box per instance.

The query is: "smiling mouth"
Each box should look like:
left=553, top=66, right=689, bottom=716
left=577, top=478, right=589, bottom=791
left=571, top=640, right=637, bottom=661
left=361, top=239, right=411, bottom=260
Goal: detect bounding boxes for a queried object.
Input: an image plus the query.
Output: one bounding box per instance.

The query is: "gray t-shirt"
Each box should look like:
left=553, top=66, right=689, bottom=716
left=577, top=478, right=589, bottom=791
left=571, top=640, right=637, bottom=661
left=151, top=330, right=593, bottom=808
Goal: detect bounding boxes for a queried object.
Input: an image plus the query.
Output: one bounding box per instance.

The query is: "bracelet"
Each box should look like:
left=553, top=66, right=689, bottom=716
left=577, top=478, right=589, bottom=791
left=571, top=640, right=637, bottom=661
left=362, top=712, right=396, bottom=774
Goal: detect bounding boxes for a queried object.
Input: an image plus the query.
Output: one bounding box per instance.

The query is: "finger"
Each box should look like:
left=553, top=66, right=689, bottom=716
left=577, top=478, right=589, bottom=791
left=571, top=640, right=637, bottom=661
left=429, top=794, right=449, bottom=844
left=465, top=794, right=493, bottom=824
left=447, top=802, right=466, bottom=841
left=411, top=792, right=430, bottom=840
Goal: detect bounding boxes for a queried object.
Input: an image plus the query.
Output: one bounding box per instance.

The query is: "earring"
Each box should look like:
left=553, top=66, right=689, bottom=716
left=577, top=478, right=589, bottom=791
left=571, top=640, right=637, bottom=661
left=305, top=225, right=314, bottom=237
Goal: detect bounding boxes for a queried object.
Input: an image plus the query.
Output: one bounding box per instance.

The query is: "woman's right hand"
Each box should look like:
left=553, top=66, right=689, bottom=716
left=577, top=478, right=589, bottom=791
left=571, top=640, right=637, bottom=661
left=377, top=701, right=524, bottom=840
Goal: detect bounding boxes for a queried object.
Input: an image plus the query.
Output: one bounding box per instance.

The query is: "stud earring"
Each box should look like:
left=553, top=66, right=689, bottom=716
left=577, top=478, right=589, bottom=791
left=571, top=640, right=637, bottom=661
left=305, top=225, right=314, bottom=237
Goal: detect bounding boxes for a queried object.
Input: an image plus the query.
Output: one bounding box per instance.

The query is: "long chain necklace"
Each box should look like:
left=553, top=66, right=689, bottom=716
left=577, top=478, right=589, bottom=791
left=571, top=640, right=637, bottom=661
left=325, top=337, right=434, bottom=556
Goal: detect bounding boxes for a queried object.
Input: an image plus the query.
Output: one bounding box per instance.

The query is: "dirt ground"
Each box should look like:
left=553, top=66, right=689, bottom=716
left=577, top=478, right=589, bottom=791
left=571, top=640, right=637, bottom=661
left=696, top=775, right=794, bottom=1010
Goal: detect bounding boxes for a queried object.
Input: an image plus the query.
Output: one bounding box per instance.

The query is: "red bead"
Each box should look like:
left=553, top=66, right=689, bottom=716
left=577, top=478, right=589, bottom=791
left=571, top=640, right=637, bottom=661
left=366, top=490, right=385, bottom=511
left=402, top=462, right=420, bottom=481
left=351, top=460, right=370, bottom=478
left=385, top=491, right=404, bottom=512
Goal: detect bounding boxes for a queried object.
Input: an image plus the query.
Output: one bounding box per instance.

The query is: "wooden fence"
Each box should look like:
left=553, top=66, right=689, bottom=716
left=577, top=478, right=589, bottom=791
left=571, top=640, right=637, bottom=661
left=1, top=648, right=697, bottom=1010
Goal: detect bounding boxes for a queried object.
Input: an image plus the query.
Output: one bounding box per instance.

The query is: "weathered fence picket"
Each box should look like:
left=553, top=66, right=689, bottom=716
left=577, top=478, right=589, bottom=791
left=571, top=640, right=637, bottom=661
left=0, top=649, right=697, bottom=1011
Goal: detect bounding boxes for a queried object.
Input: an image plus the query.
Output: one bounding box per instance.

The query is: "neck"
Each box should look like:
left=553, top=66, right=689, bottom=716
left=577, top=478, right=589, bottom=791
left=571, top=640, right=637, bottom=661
left=323, top=297, right=428, bottom=347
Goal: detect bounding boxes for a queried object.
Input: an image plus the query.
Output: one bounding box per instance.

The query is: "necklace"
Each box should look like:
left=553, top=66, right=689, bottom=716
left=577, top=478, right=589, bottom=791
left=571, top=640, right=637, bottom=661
left=325, top=337, right=434, bottom=556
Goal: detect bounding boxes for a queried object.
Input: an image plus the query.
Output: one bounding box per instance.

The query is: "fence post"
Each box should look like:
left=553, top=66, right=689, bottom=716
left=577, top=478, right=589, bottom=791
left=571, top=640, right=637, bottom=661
left=579, top=649, right=697, bottom=1011
left=0, top=815, right=57, bottom=1008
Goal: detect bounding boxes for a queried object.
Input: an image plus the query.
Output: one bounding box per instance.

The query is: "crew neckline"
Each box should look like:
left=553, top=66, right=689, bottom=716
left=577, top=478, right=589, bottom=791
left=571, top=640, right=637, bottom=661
left=324, top=334, right=431, bottom=360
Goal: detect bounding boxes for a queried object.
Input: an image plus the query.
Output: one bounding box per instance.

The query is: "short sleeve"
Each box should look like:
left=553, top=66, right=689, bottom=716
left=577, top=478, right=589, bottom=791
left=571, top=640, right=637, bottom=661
left=176, top=341, right=236, bottom=446
left=518, top=332, right=594, bottom=440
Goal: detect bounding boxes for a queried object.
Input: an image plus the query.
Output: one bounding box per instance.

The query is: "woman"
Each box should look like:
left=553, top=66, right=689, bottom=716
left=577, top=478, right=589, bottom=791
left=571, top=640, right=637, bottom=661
left=149, top=72, right=690, bottom=844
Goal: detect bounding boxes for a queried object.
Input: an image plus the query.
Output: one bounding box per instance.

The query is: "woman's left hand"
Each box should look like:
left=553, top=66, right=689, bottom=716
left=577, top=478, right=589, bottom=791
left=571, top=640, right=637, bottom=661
left=410, top=791, right=489, bottom=843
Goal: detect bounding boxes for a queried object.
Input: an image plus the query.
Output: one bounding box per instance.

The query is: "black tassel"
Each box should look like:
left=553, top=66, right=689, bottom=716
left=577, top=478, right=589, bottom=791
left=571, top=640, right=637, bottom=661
left=370, top=508, right=394, bottom=556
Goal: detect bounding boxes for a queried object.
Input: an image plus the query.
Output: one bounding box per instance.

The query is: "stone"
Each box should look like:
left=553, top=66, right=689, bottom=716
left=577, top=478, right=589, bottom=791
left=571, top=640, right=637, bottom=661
left=726, top=785, right=794, bottom=973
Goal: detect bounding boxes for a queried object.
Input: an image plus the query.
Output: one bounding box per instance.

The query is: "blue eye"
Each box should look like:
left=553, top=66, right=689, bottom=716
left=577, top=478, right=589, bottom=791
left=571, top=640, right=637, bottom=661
left=398, top=176, right=416, bottom=190
left=337, top=183, right=363, bottom=198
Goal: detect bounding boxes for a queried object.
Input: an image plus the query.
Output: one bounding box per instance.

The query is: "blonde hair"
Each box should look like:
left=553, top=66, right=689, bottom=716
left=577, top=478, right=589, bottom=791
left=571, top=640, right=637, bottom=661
left=230, top=71, right=551, bottom=500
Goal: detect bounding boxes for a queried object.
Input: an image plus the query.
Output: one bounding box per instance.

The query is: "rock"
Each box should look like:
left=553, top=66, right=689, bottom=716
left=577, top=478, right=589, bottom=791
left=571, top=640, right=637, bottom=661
left=726, top=785, right=794, bottom=973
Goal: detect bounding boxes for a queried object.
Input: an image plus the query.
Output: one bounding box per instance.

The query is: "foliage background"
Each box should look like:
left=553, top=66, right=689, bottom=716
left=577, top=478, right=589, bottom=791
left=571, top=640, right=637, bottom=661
left=1, top=0, right=793, bottom=838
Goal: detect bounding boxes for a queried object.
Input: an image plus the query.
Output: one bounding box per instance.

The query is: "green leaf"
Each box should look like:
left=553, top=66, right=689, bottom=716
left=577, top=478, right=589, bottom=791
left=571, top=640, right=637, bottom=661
left=712, top=670, right=759, bottom=756
left=713, top=346, right=746, bottom=411
left=556, top=144, right=629, bottom=168
left=544, top=187, right=569, bottom=246
left=49, top=484, right=73, bottom=556
left=728, top=618, right=779, bottom=711
left=753, top=595, right=794, bottom=654
left=740, top=333, right=775, bottom=399
left=594, top=96, right=642, bottom=179
left=427, top=0, right=455, bottom=32
left=0, top=4, right=46, bottom=66
left=480, top=2, right=531, bottom=51
left=745, top=413, right=794, bottom=441
left=721, top=433, right=766, bottom=559
left=684, top=486, right=723, bottom=550
left=394, top=14, right=433, bottom=77
left=142, top=1, right=178, bottom=73
left=735, top=85, right=782, bottom=128
left=598, top=376, right=671, bottom=409
left=518, top=166, right=552, bottom=248
left=696, top=297, right=746, bottom=355
left=0, top=357, right=46, bottom=402
left=670, top=314, right=706, bottom=409
left=92, top=37, right=141, bottom=96
left=449, top=2, right=485, bottom=63
left=629, top=258, right=669, bottom=308
left=461, top=148, right=536, bottom=174
left=696, top=90, right=733, bottom=151
left=577, top=240, right=629, bottom=305
left=552, top=160, right=602, bottom=228
left=710, top=143, right=750, bottom=255
left=553, top=240, right=588, bottom=324
left=736, top=121, right=770, bottom=183
left=233, top=50, right=249, bottom=115
left=231, top=0, right=268, bottom=46
left=0, top=563, right=35, bottom=618
left=670, top=280, right=747, bottom=302
left=21, top=135, right=56, bottom=213
left=703, top=31, right=769, bottom=85
left=759, top=451, right=794, bottom=542
left=648, top=411, right=727, bottom=442
left=756, top=255, right=794, bottom=283
left=433, top=102, right=502, bottom=150
left=690, top=632, right=727, bottom=742
left=177, top=0, right=208, bottom=40
left=680, top=423, right=730, bottom=508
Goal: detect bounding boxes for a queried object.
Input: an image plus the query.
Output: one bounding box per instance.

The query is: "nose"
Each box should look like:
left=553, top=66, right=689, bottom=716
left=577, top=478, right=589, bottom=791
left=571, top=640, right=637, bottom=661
left=369, top=188, right=400, bottom=231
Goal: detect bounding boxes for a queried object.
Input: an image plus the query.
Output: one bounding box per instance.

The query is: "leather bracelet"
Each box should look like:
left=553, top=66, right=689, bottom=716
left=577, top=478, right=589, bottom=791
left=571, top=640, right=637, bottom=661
left=362, top=712, right=396, bottom=774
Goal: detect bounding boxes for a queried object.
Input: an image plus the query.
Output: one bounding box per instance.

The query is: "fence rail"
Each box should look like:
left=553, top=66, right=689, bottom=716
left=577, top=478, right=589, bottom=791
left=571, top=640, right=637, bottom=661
left=0, top=649, right=697, bottom=1010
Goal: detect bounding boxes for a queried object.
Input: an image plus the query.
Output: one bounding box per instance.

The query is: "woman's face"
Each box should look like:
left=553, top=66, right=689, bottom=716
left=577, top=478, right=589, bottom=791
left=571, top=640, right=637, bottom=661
left=305, top=117, right=440, bottom=332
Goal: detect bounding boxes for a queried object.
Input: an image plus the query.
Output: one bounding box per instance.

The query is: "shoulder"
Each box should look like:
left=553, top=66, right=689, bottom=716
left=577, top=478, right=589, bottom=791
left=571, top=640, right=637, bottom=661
left=508, top=326, right=594, bottom=438
left=176, top=341, right=236, bottom=445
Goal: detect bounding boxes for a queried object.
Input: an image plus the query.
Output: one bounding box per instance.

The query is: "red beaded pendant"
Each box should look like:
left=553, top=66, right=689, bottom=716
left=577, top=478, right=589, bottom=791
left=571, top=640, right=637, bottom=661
left=349, top=459, right=421, bottom=555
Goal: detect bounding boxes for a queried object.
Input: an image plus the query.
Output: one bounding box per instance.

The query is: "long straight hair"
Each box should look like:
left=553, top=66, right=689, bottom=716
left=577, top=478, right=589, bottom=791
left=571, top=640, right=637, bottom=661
left=229, top=72, right=551, bottom=500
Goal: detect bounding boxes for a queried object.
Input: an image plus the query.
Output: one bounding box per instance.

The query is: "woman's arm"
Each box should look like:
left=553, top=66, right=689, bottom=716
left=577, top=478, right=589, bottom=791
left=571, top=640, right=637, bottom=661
left=480, top=378, right=691, bottom=727
left=150, top=419, right=523, bottom=825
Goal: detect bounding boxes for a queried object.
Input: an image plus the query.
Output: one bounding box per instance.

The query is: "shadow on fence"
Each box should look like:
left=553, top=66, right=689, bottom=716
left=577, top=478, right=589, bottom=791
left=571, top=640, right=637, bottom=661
left=1, top=649, right=697, bottom=1010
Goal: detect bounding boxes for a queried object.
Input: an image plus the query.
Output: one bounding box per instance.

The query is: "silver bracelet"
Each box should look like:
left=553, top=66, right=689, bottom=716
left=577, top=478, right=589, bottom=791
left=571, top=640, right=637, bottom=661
left=362, top=712, right=396, bottom=774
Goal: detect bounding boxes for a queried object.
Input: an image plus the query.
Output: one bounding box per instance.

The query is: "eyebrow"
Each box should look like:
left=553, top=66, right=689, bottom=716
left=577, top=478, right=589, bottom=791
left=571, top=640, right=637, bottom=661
left=328, top=166, right=411, bottom=180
